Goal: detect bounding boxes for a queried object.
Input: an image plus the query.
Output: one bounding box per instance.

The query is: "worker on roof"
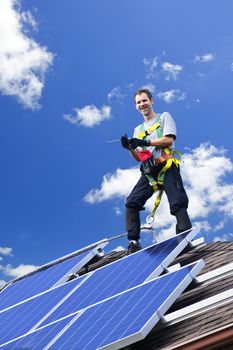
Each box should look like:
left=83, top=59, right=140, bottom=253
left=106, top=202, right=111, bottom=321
left=121, top=88, right=192, bottom=254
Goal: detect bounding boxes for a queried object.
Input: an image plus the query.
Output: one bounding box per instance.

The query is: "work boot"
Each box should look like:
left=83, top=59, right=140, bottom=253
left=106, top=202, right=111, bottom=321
left=127, top=240, right=142, bottom=255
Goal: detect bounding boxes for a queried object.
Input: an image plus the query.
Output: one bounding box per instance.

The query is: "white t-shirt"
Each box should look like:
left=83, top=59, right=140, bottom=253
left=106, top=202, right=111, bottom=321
left=133, top=112, right=176, bottom=159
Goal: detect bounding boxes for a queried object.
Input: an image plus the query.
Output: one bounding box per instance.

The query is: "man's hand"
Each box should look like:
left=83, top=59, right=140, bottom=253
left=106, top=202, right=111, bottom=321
left=128, top=138, right=151, bottom=150
left=121, top=134, right=132, bottom=150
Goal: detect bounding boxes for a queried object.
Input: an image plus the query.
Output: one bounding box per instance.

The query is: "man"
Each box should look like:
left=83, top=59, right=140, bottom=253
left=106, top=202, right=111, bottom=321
left=121, top=89, right=192, bottom=254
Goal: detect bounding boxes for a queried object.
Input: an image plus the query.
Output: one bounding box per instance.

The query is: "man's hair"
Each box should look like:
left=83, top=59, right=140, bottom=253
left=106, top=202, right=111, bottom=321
left=134, top=88, right=153, bottom=101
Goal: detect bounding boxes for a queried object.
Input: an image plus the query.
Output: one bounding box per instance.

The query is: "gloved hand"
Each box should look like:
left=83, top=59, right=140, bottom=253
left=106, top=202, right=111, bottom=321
left=121, top=134, right=132, bottom=150
left=128, top=138, right=151, bottom=150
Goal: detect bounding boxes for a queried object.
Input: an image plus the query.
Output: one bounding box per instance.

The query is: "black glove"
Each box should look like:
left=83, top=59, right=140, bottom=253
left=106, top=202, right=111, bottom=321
left=129, top=138, right=151, bottom=150
left=121, top=134, right=132, bottom=150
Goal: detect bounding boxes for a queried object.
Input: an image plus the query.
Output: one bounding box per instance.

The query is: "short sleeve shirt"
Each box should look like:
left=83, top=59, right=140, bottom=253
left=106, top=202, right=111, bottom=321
left=133, top=112, right=177, bottom=159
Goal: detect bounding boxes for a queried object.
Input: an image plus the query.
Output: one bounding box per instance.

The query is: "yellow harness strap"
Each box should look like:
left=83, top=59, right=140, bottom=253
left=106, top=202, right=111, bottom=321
left=137, top=122, right=160, bottom=139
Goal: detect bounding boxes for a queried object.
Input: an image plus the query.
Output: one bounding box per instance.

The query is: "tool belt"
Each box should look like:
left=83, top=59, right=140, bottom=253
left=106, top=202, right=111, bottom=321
left=141, top=156, right=155, bottom=175
left=139, top=150, right=175, bottom=176
left=154, top=152, right=174, bottom=165
left=138, top=150, right=155, bottom=176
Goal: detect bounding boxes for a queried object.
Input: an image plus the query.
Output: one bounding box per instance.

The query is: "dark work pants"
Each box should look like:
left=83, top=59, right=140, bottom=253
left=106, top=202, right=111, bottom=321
left=125, top=163, right=191, bottom=240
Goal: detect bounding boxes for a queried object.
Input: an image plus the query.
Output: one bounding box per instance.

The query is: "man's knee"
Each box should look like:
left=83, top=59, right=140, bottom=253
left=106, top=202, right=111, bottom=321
left=168, top=187, right=189, bottom=214
left=125, top=201, right=144, bottom=211
left=125, top=196, right=144, bottom=211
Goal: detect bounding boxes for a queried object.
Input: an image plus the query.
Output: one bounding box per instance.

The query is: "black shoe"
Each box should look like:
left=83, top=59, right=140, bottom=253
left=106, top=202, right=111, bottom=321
left=127, top=241, right=142, bottom=255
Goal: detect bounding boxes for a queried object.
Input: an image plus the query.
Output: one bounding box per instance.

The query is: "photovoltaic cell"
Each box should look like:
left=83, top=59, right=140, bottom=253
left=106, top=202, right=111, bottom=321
left=47, top=261, right=204, bottom=350
left=0, top=245, right=103, bottom=311
left=0, top=275, right=87, bottom=345
left=0, top=316, right=75, bottom=349
left=41, top=228, right=198, bottom=326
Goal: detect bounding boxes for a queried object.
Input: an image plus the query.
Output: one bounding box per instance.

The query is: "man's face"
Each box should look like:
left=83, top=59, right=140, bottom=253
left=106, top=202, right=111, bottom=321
left=135, top=93, right=154, bottom=116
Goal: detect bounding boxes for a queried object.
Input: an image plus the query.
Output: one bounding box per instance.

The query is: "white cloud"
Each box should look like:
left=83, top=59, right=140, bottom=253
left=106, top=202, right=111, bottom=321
left=141, top=83, right=156, bottom=94
left=0, top=263, right=38, bottom=278
left=20, top=10, right=37, bottom=31
left=157, top=89, right=186, bottom=104
left=84, top=168, right=140, bottom=203
left=161, top=62, right=183, bottom=80
left=143, top=57, right=158, bottom=79
left=126, top=82, right=136, bottom=90
left=84, top=143, right=233, bottom=240
left=192, top=220, right=211, bottom=232
left=0, top=280, right=7, bottom=289
left=113, top=206, right=122, bottom=216
left=0, top=247, right=13, bottom=256
left=213, top=233, right=233, bottom=242
left=181, top=144, right=233, bottom=231
left=148, top=224, right=176, bottom=244
left=108, top=86, right=126, bottom=103
left=0, top=0, right=53, bottom=109
left=194, top=53, right=215, bottom=63
left=213, top=220, right=226, bottom=232
left=112, top=246, right=125, bottom=252
left=64, top=105, right=111, bottom=128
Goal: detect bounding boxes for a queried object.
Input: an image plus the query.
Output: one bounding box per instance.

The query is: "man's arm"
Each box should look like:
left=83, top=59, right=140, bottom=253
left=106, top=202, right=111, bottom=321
left=127, top=134, right=175, bottom=151
left=129, top=135, right=174, bottom=160
left=129, top=149, right=140, bottom=162
left=149, top=135, right=175, bottom=148
left=128, top=135, right=174, bottom=161
left=122, top=134, right=175, bottom=161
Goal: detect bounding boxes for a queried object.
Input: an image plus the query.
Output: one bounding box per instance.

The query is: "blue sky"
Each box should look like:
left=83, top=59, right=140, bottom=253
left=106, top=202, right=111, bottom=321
left=0, top=0, right=233, bottom=284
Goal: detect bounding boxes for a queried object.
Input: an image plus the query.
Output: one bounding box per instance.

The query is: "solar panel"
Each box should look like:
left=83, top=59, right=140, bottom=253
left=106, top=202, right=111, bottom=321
left=0, top=260, right=204, bottom=350
left=0, top=228, right=199, bottom=347
left=0, top=243, right=106, bottom=311
left=48, top=261, right=205, bottom=350
left=0, top=275, right=89, bottom=345
left=40, top=228, right=198, bottom=326
left=0, top=316, right=76, bottom=349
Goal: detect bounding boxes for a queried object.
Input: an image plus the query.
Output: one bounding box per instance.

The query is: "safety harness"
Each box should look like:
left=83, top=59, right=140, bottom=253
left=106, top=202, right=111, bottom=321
left=137, top=116, right=181, bottom=226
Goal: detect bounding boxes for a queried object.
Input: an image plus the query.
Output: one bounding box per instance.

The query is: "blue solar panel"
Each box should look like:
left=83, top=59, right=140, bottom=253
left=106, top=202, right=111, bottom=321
left=0, top=316, right=75, bottom=349
left=40, top=228, right=198, bottom=326
left=0, top=244, right=104, bottom=311
left=0, top=228, right=199, bottom=348
left=48, top=261, right=204, bottom=350
left=1, top=261, right=203, bottom=350
left=0, top=275, right=87, bottom=345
